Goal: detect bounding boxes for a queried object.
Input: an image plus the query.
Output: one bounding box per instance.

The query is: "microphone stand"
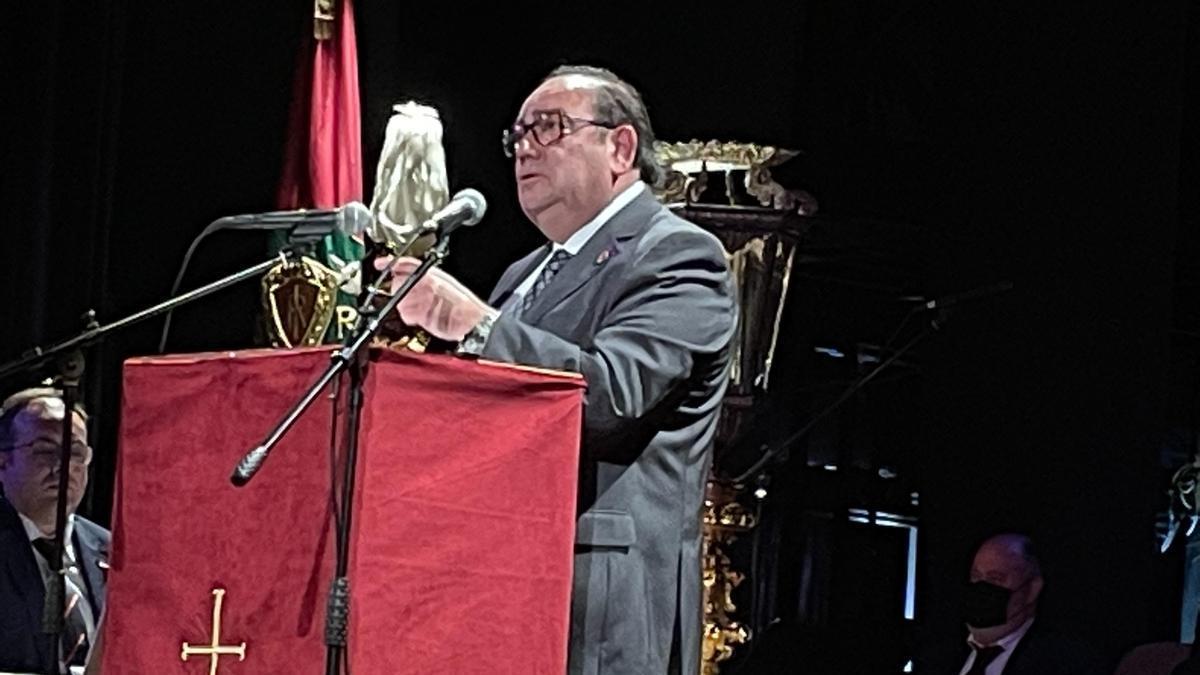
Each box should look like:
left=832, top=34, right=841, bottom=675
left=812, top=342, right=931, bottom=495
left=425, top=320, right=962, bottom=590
left=729, top=325, right=931, bottom=485
left=728, top=280, right=1012, bottom=484
left=44, top=338, right=86, bottom=675
left=0, top=242, right=319, bottom=675
left=227, top=230, right=454, bottom=675
left=0, top=254, right=297, bottom=384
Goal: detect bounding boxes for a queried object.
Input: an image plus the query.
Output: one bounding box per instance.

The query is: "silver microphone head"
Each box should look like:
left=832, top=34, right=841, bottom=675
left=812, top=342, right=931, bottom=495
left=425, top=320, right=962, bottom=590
left=452, top=188, right=487, bottom=227
left=336, top=201, right=374, bottom=237
left=419, top=188, right=488, bottom=236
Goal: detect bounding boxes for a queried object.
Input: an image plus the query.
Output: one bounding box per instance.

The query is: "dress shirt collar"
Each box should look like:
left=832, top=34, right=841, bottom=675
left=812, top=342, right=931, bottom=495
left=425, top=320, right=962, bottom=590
left=553, top=180, right=645, bottom=255
left=19, top=510, right=76, bottom=556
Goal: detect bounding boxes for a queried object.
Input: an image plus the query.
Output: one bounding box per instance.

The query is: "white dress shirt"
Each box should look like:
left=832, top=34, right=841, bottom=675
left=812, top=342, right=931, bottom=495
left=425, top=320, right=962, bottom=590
left=958, top=617, right=1036, bottom=675
left=19, top=512, right=99, bottom=649
left=510, top=180, right=645, bottom=301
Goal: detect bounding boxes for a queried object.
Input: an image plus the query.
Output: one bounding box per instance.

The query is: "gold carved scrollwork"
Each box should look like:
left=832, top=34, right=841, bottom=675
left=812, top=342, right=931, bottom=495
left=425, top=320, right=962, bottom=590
left=657, top=139, right=794, bottom=171
left=702, top=480, right=757, bottom=675
left=653, top=139, right=818, bottom=215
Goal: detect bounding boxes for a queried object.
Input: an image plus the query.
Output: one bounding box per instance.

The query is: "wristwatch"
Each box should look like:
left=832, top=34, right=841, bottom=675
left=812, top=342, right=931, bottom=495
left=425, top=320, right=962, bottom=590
left=455, top=309, right=500, bottom=357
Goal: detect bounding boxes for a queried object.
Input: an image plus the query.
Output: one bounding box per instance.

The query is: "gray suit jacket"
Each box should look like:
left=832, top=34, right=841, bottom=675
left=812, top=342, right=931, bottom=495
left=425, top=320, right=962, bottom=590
left=481, top=188, right=737, bottom=675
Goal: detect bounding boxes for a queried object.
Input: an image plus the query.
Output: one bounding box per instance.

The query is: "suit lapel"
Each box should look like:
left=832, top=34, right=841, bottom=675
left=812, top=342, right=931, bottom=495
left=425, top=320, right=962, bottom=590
left=488, top=246, right=551, bottom=308
left=521, top=190, right=661, bottom=325
left=73, top=521, right=108, bottom=615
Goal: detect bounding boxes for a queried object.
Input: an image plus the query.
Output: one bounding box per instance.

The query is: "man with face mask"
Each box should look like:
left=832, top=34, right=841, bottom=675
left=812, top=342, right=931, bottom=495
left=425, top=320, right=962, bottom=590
left=0, top=387, right=109, bottom=674
left=957, top=533, right=1104, bottom=675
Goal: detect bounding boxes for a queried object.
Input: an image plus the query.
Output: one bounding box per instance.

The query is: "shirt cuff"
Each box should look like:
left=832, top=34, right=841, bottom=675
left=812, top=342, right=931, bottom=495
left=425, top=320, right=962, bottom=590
left=455, top=308, right=501, bottom=357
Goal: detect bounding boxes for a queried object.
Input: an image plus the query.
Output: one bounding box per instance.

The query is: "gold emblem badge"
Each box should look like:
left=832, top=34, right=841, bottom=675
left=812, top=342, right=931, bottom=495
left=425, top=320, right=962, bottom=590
left=261, top=255, right=339, bottom=348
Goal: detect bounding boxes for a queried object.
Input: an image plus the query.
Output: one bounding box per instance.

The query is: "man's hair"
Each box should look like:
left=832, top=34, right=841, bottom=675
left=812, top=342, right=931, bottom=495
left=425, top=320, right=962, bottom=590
left=544, top=64, right=665, bottom=187
left=0, top=387, right=88, bottom=451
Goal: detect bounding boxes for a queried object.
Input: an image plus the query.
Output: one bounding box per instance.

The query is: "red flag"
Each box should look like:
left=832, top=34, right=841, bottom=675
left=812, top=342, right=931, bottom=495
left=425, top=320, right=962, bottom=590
left=278, top=0, right=362, bottom=212
left=270, top=0, right=364, bottom=344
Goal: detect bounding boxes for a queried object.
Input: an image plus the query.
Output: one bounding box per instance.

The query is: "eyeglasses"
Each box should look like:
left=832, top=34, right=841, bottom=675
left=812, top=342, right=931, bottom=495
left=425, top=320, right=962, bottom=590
left=502, top=110, right=620, bottom=158
left=0, top=441, right=92, bottom=467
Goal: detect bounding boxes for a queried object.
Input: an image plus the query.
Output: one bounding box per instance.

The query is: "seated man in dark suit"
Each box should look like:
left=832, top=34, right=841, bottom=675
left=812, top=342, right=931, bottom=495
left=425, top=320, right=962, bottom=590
left=0, top=387, right=109, bottom=674
left=956, top=533, right=1105, bottom=675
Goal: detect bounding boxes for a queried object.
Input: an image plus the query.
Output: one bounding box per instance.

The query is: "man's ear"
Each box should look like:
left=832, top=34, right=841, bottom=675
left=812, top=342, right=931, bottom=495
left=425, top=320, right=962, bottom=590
left=608, top=125, right=638, bottom=174
left=1027, top=575, right=1045, bottom=604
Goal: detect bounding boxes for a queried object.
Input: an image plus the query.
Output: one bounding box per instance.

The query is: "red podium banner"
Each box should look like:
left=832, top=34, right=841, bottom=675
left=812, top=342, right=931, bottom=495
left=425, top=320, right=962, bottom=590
left=100, top=347, right=584, bottom=674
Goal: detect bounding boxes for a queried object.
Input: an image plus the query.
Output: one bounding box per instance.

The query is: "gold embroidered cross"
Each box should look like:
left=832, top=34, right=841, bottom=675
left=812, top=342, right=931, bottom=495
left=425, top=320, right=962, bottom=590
left=181, top=588, right=247, bottom=675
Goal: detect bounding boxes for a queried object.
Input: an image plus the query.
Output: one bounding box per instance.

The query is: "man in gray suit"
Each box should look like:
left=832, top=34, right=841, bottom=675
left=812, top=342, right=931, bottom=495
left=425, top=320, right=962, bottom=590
left=379, top=64, right=737, bottom=675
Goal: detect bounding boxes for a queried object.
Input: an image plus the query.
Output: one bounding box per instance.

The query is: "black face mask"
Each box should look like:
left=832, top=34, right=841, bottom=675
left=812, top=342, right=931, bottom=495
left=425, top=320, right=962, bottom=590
left=962, top=580, right=1012, bottom=628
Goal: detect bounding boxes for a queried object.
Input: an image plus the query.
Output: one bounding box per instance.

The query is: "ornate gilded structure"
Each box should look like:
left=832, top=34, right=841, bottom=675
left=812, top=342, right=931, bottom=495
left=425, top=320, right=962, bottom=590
left=655, top=139, right=817, bottom=215
left=701, top=480, right=756, bottom=673
left=655, top=140, right=813, bottom=674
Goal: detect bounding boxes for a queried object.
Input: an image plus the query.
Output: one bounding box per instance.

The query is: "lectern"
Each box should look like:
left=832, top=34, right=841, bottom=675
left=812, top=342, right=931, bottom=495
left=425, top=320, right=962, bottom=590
left=99, top=346, right=584, bottom=674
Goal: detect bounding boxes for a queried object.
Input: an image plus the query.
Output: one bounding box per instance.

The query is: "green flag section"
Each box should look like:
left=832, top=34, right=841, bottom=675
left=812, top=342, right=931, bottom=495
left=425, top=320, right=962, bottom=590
left=265, top=0, right=363, bottom=345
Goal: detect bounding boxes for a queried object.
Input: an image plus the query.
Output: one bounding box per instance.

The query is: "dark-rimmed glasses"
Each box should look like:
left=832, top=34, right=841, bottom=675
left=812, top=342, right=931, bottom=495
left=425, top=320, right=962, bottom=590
left=0, top=441, right=93, bottom=467
left=502, top=110, right=619, bottom=158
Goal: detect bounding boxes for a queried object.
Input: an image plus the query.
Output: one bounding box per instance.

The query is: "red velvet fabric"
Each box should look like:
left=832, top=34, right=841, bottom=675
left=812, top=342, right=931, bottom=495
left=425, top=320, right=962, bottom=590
left=276, top=0, right=362, bottom=211
left=101, top=347, right=583, bottom=674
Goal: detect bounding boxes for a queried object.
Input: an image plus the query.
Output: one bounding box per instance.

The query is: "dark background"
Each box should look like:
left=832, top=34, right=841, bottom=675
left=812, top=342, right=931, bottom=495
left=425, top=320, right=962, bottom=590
left=0, top=1, right=1195, bottom=672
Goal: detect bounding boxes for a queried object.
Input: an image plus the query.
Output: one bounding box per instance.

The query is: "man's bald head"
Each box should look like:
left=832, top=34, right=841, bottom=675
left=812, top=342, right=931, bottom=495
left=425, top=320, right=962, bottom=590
left=971, top=533, right=1042, bottom=584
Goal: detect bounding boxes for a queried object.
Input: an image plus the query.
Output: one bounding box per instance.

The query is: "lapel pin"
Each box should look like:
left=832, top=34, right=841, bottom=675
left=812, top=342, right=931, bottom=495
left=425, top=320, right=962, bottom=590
left=595, top=246, right=617, bottom=266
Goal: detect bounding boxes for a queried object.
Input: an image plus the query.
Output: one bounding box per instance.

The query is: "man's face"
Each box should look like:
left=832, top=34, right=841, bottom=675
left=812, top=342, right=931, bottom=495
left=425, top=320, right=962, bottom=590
left=0, top=399, right=90, bottom=530
left=509, top=77, right=619, bottom=237
left=968, top=542, right=1042, bottom=634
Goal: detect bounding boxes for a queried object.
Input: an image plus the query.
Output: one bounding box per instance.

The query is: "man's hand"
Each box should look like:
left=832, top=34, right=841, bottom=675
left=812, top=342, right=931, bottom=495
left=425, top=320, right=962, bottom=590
left=374, top=256, right=498, bottom=342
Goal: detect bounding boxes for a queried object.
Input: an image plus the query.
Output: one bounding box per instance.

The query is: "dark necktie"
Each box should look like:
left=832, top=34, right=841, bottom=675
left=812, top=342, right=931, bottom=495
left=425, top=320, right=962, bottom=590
left=521, top=249, right=573, bottom=314
left=966, top=644, right=1004, bottom=675
left=32, top=537, right=91, bottom=667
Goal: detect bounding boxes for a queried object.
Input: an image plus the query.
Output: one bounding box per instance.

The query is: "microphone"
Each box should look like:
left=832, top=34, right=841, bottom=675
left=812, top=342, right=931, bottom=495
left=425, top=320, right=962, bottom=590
left=156, top=201, right=374, bottom=354
left=421, top=188, right=486, bottom=236
left=215, top=201, right=373, bottom=237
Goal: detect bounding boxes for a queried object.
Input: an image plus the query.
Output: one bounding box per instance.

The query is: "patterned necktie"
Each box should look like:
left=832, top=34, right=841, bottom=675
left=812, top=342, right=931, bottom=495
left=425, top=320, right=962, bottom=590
left=521, top=249, right=573, bottom=314
left=966, top=644, right=1004, bottom=675
left=32, top=537, right=91, bottom=668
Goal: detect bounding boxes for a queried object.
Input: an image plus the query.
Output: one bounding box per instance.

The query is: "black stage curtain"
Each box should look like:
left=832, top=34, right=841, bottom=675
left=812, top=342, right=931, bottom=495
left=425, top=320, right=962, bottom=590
left=0, top=2, right=309, bottom=520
